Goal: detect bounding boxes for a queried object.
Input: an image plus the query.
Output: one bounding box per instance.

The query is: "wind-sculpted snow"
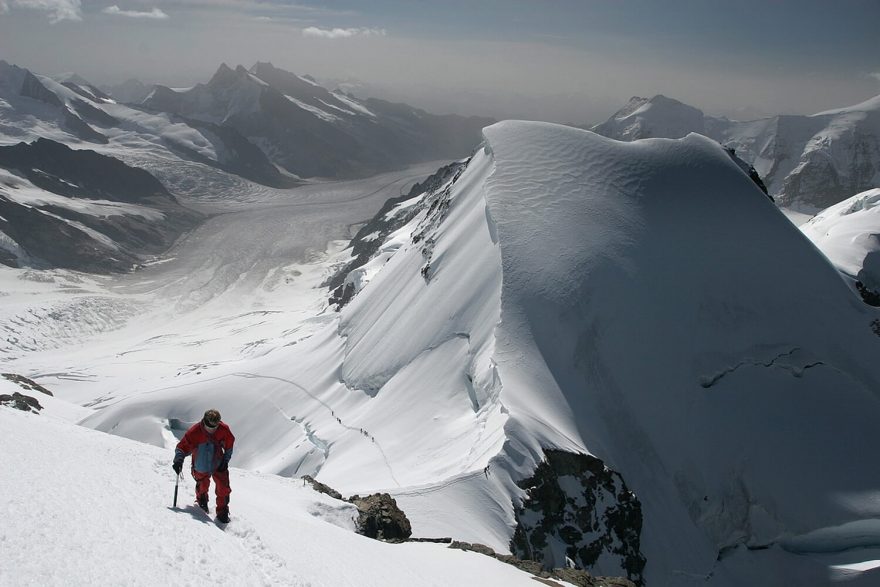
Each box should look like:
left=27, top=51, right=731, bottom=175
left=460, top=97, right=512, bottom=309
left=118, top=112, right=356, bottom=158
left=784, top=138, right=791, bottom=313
left=477, top=121, right=880, bottom=584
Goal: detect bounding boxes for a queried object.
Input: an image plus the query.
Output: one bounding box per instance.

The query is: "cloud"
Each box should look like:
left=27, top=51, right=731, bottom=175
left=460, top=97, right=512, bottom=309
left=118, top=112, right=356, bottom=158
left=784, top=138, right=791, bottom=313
left=302, top=26, right=386, bottom=39
left=102, top=5, right=169, bottom=19
left=3, top=0, right=81, bottom=22
left=870, top=72, right=880, bottom=84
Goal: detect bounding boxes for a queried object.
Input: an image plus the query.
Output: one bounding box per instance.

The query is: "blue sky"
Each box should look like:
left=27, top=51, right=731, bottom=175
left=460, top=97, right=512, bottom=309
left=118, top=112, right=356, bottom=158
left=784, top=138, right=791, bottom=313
left=1, top=0, right=878, bottom=123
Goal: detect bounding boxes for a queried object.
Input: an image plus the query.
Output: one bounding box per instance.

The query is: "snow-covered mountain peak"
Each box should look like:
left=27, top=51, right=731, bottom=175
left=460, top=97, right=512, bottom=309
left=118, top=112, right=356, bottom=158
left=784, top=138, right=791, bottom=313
left=594, top=92, right=880, bottom=209
left=591, top=93, right=706, bottom=140
left=208, top=62, right=237, bottom=86
left=812, top=93, right=880, bottom=117
left=0, top=60, right=28, bottom=93
left=320, top=118, right=880, bottom=583
left=53, top=71, right=92, bottom=86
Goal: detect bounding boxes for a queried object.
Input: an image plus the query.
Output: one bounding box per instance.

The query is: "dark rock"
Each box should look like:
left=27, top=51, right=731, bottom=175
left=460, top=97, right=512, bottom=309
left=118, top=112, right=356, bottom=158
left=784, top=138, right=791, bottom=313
left=62, top=81, right=113, bottom=103
left=511, top=450, right=646, bottom=586
left=0, top=138, right=171, bottom=203
left=551, top=568, right=635, bottom=587
left=19, top=70, right=63, bottom=107
left=2, top=374, right=53, bottom=396
left=855, top=280, right=880, bottom=307
left=301, top=475, right=343, bottom=500
left=448, top=540, right=634, bottom=586
left=0, top=392, right=43, bottom=413
left=350, top=493, right=412, bottom=542
left=725, top=147, right=770, bottom=199
left=0, top=138, right=201, bottom=273
left=61, top=110, right=109, bottom=144
left=70, top=97, right=120, bottom=127
left=407, top=537, right=453, bottom=544
left=326, top=160, right=468, bottom=309
left=300, top=477, right=412, bottom=542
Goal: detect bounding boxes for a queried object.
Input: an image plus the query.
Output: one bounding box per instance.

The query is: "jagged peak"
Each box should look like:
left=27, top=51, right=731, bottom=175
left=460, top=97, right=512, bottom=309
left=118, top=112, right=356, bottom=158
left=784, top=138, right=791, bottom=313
left=250, top=61, right=276, bottom=74
left=54, top=72, right=92, bottom=86
left=207, top=62, right=240, bottom=86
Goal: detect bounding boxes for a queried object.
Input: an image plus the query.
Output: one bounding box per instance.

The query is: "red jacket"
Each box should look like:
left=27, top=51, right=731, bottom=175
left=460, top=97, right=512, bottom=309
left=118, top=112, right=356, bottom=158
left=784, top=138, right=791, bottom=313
left=175, top=421, right=235, bottom=473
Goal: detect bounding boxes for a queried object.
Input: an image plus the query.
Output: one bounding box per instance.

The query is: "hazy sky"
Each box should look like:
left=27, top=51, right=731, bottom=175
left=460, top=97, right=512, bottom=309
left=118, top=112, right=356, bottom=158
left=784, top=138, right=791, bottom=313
left=1, top=0, right=878, bottom=123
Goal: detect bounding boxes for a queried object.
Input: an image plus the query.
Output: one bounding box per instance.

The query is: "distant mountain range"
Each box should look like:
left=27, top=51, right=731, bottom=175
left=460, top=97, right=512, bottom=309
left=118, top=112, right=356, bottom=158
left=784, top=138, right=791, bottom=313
left=0, top=59, right=494, bottom=272
left=591, top=94, right=880, bottom=210
left=141, top=62, right=495, bottom=179
left=0, top=138, right=200, bottom=272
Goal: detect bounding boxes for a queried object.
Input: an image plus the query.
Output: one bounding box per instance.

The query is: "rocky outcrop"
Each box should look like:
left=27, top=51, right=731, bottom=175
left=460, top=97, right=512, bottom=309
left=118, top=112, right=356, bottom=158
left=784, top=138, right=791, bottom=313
left=0, top=392, right=43, bottom=413
left=511, top=450, right=646, bottom=586
left=0, top=374, right=53, bottom=414
left=301, top=475, right=343, bottom=500
left=2, top=373, right=53, bottom=396
left=349, top=493, right=412, bottom=542
left=326, top=160, right=467, bottom=309
left=724, top=147, right=770, bottom=198
left=302, top=476, right=412, bottom=542
left=448, top=541, right=635, bottom=587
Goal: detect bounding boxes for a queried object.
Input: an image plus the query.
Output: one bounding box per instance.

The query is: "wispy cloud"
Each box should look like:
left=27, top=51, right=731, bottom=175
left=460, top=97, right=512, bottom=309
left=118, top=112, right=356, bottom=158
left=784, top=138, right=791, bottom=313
left=302, top=26, right=386, bottom=39
left=102, top=5, right=168, bottom=19
left=870, top=72, right=880, bottom=84
left=1, top=0, right=81, bottom=22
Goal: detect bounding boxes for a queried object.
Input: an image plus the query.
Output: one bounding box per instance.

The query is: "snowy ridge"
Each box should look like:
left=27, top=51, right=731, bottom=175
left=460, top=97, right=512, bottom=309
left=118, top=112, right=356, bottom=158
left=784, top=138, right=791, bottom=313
left=334, top=121, right=880, bottom=583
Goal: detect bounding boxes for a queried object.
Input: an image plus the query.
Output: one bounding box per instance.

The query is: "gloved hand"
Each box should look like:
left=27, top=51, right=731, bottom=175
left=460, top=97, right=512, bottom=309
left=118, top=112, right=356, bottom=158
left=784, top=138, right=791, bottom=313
left=172, top=459, right=183, bottom=475
left=217, top=460, right=229, bottom=473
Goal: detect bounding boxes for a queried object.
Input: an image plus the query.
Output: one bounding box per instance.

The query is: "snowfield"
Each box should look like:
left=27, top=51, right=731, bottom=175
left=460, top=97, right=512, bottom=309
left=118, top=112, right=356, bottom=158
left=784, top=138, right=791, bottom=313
left=4, top=120, right=880, bottom=586
left=801, top=188, right=880, bottom=292
left=0, top=401, right=549, bottom=587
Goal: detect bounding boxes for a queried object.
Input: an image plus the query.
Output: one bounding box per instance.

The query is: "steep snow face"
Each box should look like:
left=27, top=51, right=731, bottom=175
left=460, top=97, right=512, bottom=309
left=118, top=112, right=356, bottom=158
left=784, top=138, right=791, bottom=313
left=313, top=121, right=880, bottom=583
left=478, top=122, right=880, bottom=583
left=593, top=94, right=880, bottom=210
left=801, top=188, right=880, bottom=292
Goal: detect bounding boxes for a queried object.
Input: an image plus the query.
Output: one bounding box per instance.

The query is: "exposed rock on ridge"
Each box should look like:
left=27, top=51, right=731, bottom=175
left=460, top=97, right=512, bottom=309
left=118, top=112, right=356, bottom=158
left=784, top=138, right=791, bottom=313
left=511, top=450, right=646, bottom=586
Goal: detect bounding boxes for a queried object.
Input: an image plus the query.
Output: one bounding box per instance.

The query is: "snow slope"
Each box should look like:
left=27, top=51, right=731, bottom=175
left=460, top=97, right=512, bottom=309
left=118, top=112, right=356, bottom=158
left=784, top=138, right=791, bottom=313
left=801, top=188, right=880, bottom=293
left=0, top=401, right=552, bottom=586
left=592, top=94, right=880, bottom=210
left=30, top=121, right=878, bottom=585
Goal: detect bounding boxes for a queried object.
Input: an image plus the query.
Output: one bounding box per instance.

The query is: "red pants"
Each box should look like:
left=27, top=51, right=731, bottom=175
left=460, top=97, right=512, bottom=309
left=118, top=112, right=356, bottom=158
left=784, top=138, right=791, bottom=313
left=192, top=469, right=231, bottom=509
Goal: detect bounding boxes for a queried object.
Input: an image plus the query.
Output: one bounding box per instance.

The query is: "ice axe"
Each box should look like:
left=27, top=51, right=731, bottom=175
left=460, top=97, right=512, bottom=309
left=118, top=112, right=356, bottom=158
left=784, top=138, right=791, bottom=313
left=173, top=471, right=180, bottom=508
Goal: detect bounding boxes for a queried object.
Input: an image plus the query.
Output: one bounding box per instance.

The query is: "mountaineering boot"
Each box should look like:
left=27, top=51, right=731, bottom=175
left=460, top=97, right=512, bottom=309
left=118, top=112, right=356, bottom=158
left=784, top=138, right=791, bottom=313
left=197, top=494, right=209, bottom=513
left=216, top=507, right=230, bottom=524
